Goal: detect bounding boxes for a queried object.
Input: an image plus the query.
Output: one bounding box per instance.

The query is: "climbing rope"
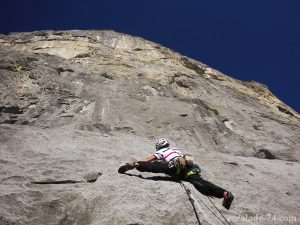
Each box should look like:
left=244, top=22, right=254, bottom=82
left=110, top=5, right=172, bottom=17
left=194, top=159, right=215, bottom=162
left=192, top=191, right=227, bottom=225
left=179, top=181, right=202, bottom=225
left=180, top=181, right=231, bottom=225
left=207, top=196, right=231, bottom=225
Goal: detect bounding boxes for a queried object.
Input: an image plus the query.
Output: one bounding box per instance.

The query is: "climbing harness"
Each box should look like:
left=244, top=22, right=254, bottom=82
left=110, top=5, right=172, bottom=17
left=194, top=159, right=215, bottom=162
left=179, top=181, right=202, bottom=225
left=185, top=169, right=198, bottom=178
left=170, top=157, right=187, bottom=175
left=185, top=164, right=201, bottom=178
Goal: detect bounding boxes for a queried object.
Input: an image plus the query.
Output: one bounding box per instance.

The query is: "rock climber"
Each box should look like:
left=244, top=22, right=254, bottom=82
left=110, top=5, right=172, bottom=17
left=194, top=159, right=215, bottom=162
left=118, top=138, right=234, bottom=210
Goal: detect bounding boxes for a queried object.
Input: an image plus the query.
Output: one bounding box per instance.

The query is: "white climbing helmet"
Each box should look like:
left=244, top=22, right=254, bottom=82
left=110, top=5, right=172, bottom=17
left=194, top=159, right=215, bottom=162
left=155, top=138, right=169, bottom=150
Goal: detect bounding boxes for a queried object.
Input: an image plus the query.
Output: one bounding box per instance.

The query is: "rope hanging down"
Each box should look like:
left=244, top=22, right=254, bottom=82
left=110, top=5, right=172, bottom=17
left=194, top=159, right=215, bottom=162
left=207, top=196, right=231, bottom=225
left=192, top=191, right=227, bottom=225
left=179, top=181, right=201, bottom=225
left=180, top=181, right=231, bottom=225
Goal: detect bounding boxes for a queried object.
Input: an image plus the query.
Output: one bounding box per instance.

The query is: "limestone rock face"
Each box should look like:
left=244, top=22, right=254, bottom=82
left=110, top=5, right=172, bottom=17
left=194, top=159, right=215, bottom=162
left=0, top=30, right=299, bottom=225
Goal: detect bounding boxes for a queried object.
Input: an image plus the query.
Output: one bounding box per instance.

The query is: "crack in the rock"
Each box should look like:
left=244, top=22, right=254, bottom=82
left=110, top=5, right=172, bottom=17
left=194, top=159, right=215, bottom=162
left=32, top=172, right=102, bottom=184
left=0, top=106, right=23, bottom=114
left=32, top=180, right=82, bottom=184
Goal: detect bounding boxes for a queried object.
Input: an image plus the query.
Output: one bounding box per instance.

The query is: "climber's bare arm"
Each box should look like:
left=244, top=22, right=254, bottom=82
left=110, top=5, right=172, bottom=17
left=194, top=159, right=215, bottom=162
left=141, top=155, right=156, bottom=162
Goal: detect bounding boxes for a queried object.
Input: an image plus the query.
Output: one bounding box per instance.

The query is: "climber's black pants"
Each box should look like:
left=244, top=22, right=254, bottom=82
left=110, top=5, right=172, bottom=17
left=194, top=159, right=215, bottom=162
left=136, top=161, right=177, bottom=177
left=185, top=174, right=225, bottom=198
left=137, top=161, right=225, bottom=198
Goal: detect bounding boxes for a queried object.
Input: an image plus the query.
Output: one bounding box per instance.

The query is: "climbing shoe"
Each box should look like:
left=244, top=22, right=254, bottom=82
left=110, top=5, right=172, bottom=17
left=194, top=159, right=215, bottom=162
left=118, top=162, right=137, bottom=174
left=222, top=192, right=234, bottom=210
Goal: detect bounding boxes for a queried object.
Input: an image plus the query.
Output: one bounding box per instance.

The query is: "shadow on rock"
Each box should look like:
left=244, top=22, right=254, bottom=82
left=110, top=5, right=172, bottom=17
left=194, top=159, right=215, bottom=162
left=123, top=173, right=177, bottom=182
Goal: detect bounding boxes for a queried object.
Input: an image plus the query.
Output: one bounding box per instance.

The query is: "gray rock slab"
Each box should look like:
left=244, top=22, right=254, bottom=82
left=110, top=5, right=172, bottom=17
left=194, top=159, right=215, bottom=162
left=0, top=30, right=299, bottom=225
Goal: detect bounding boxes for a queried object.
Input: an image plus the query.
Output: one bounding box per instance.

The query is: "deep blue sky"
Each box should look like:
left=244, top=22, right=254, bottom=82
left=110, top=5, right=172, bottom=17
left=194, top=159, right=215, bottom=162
left=1, top=0, right=299, bottom=112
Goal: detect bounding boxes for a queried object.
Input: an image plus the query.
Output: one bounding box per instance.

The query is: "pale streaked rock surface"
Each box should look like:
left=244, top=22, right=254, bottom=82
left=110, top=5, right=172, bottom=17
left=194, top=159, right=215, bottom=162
left=0, top=30, right=299, bottom=225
